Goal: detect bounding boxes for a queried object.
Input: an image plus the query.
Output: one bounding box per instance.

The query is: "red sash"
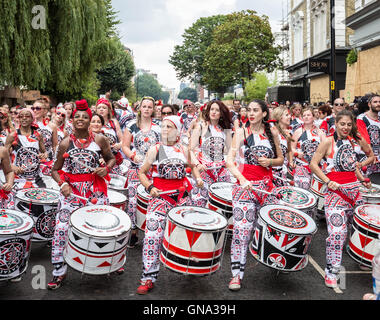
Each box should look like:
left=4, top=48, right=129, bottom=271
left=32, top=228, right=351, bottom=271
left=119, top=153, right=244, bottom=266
left=326, top=171, right=359, bottom=207
left=153, top=177, right=192, bottom=205
left=241, top=164, right=273, bottom=181
left=60, top=171, right=110, bottom=197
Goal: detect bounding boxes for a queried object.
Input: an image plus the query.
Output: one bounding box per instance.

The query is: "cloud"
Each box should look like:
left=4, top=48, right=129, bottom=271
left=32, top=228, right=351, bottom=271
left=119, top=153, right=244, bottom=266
left=111, top=0, right=284, bottom=90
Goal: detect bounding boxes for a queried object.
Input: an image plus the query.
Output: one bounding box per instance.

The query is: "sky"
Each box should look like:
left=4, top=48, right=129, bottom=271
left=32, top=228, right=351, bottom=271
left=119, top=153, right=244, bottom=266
left=111, top=0, right=286, bottom=92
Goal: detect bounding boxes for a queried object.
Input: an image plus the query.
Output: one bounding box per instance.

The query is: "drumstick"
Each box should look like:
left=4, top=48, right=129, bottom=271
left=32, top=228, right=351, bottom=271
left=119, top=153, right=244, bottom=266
left=68, top=193, right=98, bottom=204
left=273, top=174, right=295, bottom=186
left=246, top=184, right=283, bottom=199
left=158, top=186, right=186, bottom=195
left=63, top=153, right=94, bottom=171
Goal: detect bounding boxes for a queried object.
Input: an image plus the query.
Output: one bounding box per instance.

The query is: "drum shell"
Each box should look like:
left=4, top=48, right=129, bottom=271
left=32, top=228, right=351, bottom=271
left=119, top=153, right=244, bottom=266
left=14, top=188, right=59, bottom=242
left=108, top=190, right=127, bottom=211
left=0, top=210, right=34, bottom=281
left=207, top=182, right=233, bottom=233
left=160, top=208, right=227, bottom=275
left=360, top=184, right=380, bottom=205
left=108, top=174, right=128, bottom=198
left=250, top=205, right=316, bottom=272
left=310, top=174, right=325, bottom=214
left=136, top=185, right=151, bottom=231
left=347, top=204, right=380, bottom=268
left=63, top=206, right=131, bottom=275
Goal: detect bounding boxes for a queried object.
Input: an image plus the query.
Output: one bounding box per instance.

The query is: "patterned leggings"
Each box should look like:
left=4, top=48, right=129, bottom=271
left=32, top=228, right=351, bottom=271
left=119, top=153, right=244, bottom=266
left=230, top=182, right=280, bottom=280
left=324, top=182, right=363, bottom=276
left=140, top=195, right=191, bottom=283
left=51, top=187, right=109, bottom=277
left=125, top=167, right=140, bottom=229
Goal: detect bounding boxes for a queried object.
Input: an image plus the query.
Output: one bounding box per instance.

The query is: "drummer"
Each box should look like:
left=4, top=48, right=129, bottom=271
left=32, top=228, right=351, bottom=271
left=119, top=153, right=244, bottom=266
left=47, top=99, right=115, bottom=290
left=5, top=108, right=48, bottom=190
left=291, top=107, right=326, bottom=189
left=189, top=100, right=233, bottom=206
left=137, top=115, right=203, bottom=294
left=121, top=96, right=161, bottom=248
left=95, top=98, right=124, bottom=174
left=226, top=99, right=284, bottom=291
left=0, top=146, right=15, bottom=209
left=270, top=106, right=294, bottom=186
left=310, top=109, right=374, bottom=288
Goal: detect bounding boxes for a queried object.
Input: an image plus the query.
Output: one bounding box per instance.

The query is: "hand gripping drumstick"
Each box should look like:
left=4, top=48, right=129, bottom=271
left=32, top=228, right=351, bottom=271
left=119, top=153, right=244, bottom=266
left=63, top=153, right=94, bottom=171
left=244, top=183, right=283, bottom=200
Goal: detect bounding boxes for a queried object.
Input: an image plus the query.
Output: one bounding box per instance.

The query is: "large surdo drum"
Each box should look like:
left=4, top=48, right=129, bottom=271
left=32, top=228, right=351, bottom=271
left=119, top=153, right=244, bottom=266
left=64, top=205, right=131, bottom=275
left=207, top=182, right=233, bottom=233
left=160, top=206, right=228, bottom=275
left=136, top=184, right=151, bottom=231
left=250, top=205, right=317, bottom=272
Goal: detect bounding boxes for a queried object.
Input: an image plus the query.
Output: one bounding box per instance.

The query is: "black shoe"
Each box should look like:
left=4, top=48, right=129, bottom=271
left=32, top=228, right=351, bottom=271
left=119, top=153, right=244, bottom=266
left=127, top=233, right=138, bottom=248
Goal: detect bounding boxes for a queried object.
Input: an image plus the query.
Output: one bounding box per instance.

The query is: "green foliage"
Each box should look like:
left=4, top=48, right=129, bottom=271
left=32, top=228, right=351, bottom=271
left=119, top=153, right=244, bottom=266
left=346, top=49, right=358, bottom=66
left=244, top=72, right=274, bottom=101
left=135, top=73, right=170, bottom=103
left=169, top=15, right=228, bottom=86
left=178, top=87, right=198, bottom=102
left=0, top=0, right=121, bottom=98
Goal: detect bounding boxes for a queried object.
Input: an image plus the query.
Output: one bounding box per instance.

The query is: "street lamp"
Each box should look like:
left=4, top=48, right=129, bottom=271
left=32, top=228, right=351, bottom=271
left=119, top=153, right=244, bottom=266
left=330, top=0, right=336, bottom=102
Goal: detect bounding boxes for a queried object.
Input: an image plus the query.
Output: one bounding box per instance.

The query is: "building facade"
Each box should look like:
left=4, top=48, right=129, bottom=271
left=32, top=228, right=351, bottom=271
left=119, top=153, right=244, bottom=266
left=344, top=0, right=380, bottom=101
left=284, top=0, right=354, bottom=104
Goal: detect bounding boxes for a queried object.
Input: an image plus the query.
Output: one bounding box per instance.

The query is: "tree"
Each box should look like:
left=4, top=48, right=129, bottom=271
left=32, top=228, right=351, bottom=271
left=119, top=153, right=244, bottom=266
left=203, top=10, right=281, bottom=95
left=169, top=15, right=227, bottom=86
left=97, top=41, right=136, bottom=98
left=177, top=87, right=198, bottom=102
left=0, top=0, right=120, bottom=98
left=244, top=72, right=275, bottom=101
left=135, top=73, right=170, bottom=103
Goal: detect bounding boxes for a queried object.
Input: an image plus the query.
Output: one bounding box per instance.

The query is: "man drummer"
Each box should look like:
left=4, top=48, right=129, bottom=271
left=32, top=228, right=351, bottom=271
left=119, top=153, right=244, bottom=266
left=0, top=146, right=15, bottom=209
left=47, top=99, right=116, bottom=290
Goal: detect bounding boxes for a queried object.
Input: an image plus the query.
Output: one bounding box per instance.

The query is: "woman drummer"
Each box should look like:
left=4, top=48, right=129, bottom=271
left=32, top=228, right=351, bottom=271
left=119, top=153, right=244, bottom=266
left=5, top=108, right=48, bottom=190
left=270, top=106, right=294, bottom=186
left=310, top=109, right=374, bottom=288
left=47, top=99, right=115, bottom=290
left=226, top=99, right=284, bottom=291
left=95, top=98, right=124, bottom=174
left=137, top=115, right=203, bottom=294
left=121, top=96, right=161, bottom=248
left=189, top=100, right=233, bottom=206
left=291, top=106, right=326, bottom=189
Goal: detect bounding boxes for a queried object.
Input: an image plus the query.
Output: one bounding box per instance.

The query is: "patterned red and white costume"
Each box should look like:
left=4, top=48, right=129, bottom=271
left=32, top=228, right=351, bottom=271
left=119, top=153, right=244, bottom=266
left=51, top=135, right=109, bottom=277
left=191, top=124, right=231, bottom=206
left=140, top=143, right=192, bottom=283
left=231, top=129, right=280, bottom=279
left=322, top=133, right=364, bottom=277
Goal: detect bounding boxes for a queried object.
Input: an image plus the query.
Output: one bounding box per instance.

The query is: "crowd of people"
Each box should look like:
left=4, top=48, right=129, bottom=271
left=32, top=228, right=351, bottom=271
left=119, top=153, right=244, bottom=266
left=1, top=92, right=379, bottom=299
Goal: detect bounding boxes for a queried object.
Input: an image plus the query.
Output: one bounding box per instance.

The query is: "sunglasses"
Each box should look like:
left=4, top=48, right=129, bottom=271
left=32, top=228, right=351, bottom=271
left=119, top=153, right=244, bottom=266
left=57, top=112, right=66, bottom=117
left=334, top=103, right=344, bottom=106
left=31, top=107, right=43, bottom=111
left=161, top=112, right=173, bottom=116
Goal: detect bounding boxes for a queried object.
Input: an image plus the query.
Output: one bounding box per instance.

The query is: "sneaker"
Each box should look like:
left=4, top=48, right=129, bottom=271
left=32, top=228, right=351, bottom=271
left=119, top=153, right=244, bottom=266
left=136, top=280, right=154, bottom=295
left=359, top=264, right=371, bottom=271
left=228, top=275, right=241, bottom=291
left=47, top=275, right=66, bottom=290
left=9, top=275, right=22, bottom=282
left=127, top=233, right=138, bottom=248
left=115, top=266, right=125, bottom=275
left=324, top=274, right=338, bottom=288
left=363, top=293, right=377, bottom=300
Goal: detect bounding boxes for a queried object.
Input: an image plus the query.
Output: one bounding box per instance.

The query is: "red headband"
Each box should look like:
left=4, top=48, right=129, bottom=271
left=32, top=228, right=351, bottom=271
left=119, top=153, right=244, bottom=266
left=96, top=98, right=111, bottom=108
left=73, top=99, right=92, bottom=119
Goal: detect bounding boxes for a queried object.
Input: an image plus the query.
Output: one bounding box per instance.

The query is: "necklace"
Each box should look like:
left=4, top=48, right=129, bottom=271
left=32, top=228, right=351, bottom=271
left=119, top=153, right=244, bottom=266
left=70, top=132, right=94, bottom=149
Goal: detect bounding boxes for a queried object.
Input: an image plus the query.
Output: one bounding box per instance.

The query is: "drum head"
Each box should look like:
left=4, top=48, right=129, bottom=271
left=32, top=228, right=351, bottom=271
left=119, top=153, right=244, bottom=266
left=108, top=190, right=127, bottom=204
left=137, top=184, right=150, bottom=199
left=15, top=188, right=60, bottom=205
left=360, top=185, right=380, bottom=201
left=109, top=174, right=127, bottom=190
left=259, top=205, right=317, bottom=235
left=355, top=204, right=380, bottom=228
left=168, top=206, right=227, bottom=232
left=209, top=182, right=233, bottom=202
left=70, top=205, right=131, bottom=238
left=0, top=209, right=34, bottom=235
left=276, top=186, right=317, bottom=209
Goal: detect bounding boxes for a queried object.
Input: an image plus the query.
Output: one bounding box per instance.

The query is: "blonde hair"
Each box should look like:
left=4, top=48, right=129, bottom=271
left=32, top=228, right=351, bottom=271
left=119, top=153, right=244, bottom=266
left=271, top=106, right=294, bottom=142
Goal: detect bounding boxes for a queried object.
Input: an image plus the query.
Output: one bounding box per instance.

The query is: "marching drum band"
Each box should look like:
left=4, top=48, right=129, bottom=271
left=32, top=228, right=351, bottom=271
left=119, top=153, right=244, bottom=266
left=0, top=94, right=379, bottom=298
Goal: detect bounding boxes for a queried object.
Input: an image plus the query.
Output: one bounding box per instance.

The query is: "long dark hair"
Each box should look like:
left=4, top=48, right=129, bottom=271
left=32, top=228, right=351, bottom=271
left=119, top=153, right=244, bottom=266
left=203, top=100, right=232, bottom=129
left=247, top=99, right=277, bottom=158
left=335, top=109, right=361, bottom=142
